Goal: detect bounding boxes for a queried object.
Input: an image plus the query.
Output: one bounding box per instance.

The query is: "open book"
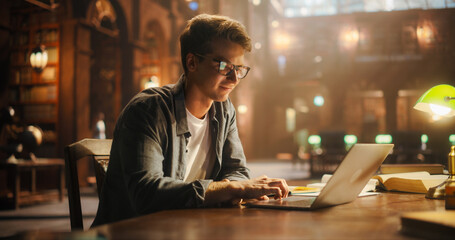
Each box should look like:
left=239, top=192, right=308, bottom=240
left=293, top=171, right=448, bottom=195
left=372, top=171, right=448, bottom=194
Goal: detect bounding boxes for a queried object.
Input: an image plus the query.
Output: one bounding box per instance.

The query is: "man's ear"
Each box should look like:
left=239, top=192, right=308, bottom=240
left=186, top=53, right=198, bottom=72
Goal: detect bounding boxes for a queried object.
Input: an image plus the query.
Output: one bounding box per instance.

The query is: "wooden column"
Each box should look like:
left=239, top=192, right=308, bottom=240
left=384, top=88, right=398, bottom=133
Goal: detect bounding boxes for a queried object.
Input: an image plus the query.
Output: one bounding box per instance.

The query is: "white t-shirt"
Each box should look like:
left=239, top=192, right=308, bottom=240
left=184, top=108, right=215, bottom=182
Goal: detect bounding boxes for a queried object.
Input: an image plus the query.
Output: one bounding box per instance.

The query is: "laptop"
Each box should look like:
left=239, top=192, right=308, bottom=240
left=245, top=143, right=394, bottom=210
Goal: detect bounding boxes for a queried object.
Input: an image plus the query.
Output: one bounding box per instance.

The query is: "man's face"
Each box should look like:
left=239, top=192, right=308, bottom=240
left=191, top=38, right=246, bottom=102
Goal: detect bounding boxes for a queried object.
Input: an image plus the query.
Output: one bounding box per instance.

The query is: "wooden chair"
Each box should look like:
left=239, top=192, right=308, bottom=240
left=64, top=138, right=112, bottom=230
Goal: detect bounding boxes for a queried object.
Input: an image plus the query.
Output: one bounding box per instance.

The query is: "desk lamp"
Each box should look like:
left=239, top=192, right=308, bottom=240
left=413, top=84, right=455, bottom=199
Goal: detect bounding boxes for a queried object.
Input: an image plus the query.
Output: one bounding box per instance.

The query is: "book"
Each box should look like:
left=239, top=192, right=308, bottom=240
left=290, top=174, right=378, bottom=195
left=290, top=186, right=321, bottom=194
left=380, top=164, right=445, bottom=174
left=372, top=171, right=448, bottom=194
left=401, top=211, right=455, bottom=240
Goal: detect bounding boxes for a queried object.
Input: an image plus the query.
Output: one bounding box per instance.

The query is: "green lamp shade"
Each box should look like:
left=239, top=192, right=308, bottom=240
left=414, top=84, right=455, bottom=117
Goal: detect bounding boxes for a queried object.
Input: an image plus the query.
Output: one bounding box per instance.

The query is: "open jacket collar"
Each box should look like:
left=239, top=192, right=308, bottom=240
left=172, top=75, right=217, bottom=136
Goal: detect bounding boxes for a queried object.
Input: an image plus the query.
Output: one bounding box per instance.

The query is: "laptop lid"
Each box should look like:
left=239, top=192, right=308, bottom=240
left=246, top=143, right=394, bottom=210
left=310, top=143, right=393, bottom=209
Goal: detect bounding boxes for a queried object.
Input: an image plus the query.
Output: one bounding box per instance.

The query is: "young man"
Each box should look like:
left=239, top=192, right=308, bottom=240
left=92, top=14, right=289, bottom=226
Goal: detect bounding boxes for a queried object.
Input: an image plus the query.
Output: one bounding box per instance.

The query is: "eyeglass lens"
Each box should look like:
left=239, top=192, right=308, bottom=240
left=218, top=61, right=249, bottom=79
left=195, top=53, right=249, bottom=79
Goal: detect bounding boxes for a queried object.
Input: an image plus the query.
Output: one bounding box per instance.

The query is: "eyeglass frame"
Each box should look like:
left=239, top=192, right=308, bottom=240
left=194, top=53, right=251, bottom=79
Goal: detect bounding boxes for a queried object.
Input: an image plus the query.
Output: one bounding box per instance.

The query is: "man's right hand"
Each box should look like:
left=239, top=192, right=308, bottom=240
left=203, top=175, right=289, bottom=206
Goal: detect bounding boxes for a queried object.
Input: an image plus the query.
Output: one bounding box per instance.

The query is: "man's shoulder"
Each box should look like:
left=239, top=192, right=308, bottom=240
left=117, top=84, right=179, bottom=122
left=129, top=84, right=176, bottom=108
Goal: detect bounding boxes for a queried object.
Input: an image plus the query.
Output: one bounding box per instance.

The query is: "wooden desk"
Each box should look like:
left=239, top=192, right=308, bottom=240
left=86, top=192, right=444, bottom=239
left=0, top=158, right=64, bottom=209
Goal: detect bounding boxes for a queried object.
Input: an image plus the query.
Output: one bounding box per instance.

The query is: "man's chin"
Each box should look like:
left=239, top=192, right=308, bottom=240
left=213, top=95, right=229, bottom=102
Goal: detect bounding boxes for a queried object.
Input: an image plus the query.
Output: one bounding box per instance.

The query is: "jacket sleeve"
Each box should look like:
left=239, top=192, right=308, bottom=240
left=217, top=101, right=251, bottom=181
left=114, top=100, right=212, bottom=214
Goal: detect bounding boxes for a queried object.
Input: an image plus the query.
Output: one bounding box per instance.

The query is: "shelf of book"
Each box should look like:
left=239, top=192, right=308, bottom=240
left=8, top=13, right=60, bottom=157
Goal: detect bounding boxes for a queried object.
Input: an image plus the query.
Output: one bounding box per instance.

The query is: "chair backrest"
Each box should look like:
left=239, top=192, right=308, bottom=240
left=64, top=138, right=112, bottom=230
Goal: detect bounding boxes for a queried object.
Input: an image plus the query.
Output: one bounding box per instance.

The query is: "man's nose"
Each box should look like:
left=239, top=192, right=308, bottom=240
left=227, top=69, right=239, bottom=83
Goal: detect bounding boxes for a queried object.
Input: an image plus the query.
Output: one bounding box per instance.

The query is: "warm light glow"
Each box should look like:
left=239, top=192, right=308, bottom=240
left=254, top=42, right=262, bottom=50
left=343, top=30, right=359, bottom=43
left=431, top=115, right=442, bottom=122
left=294, top=97, right=309, bottom=113
left=30, top=45, right=48, bottom=72
left=297, top=106, right=309, bottom=113
left=417, top=25, right=434, bottom=44
left=429, top=103, right=451, bottom=116
left=144, top=81, right=158, bottom=89
left=314, top=56, right=322, bottom=63
left=238, top=105, right=248, bottom=114
left=273, top=32, right=291, bottom=50
left=144, top=76, right=159, bottom=89
left=271, top=20, right=279, bottom=28
left=252, top=0, right=261, bottom=6
left=339, top=27, right=359, bottom=50
left=286, top=108, right=296, bottom=132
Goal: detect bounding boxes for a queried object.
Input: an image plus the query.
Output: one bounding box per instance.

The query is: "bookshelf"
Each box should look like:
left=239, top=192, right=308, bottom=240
left=140, top=35, right=161, bottom=88
left=8, top=17, right=60, bottom=157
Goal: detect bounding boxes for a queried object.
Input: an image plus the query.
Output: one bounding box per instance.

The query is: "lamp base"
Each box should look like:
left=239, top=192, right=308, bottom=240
left=425, top=181, right=447, bottom=199
left=426, top=145, right=455, bottom=199
left=426, top=175, right=455, bottom=199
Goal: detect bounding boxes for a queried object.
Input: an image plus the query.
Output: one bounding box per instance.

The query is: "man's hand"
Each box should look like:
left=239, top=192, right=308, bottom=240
left=204, top=175, right=289, bottom=206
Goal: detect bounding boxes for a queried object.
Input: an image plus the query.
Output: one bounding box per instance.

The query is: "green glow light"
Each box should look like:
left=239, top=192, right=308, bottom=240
left=308, top=135, right=321, bottom=145
left=421, top=134, right=428, bottom=144
left=375, top=134, right=392, bottom=144
left=450, top=134, right=455, bottom=144
left=313, top=96, right=324, bottom=107
left=344, top=135, right=357, bottom=145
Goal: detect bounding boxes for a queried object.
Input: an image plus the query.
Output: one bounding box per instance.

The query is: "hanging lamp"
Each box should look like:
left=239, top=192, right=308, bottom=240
left=30, top=44, right=48, bottom=73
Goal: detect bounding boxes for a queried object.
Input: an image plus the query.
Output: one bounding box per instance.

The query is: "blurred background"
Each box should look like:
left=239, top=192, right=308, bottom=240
left=1, top=0, right=455, bottom=182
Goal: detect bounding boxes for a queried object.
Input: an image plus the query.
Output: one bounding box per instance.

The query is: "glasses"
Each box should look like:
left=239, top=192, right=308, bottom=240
left=195, top=54, right=250, bottom=79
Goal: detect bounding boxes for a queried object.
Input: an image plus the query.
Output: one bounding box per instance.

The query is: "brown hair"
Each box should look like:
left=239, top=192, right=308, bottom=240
left=179, top=14, right=252, bottom=73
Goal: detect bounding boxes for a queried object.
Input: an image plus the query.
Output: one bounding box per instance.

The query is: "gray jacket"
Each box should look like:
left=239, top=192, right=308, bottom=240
left=92, top=75, right=250, bottom=226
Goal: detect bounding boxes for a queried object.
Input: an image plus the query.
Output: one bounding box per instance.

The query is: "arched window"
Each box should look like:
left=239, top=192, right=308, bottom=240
left=87, top=0, right=119, bottom=36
